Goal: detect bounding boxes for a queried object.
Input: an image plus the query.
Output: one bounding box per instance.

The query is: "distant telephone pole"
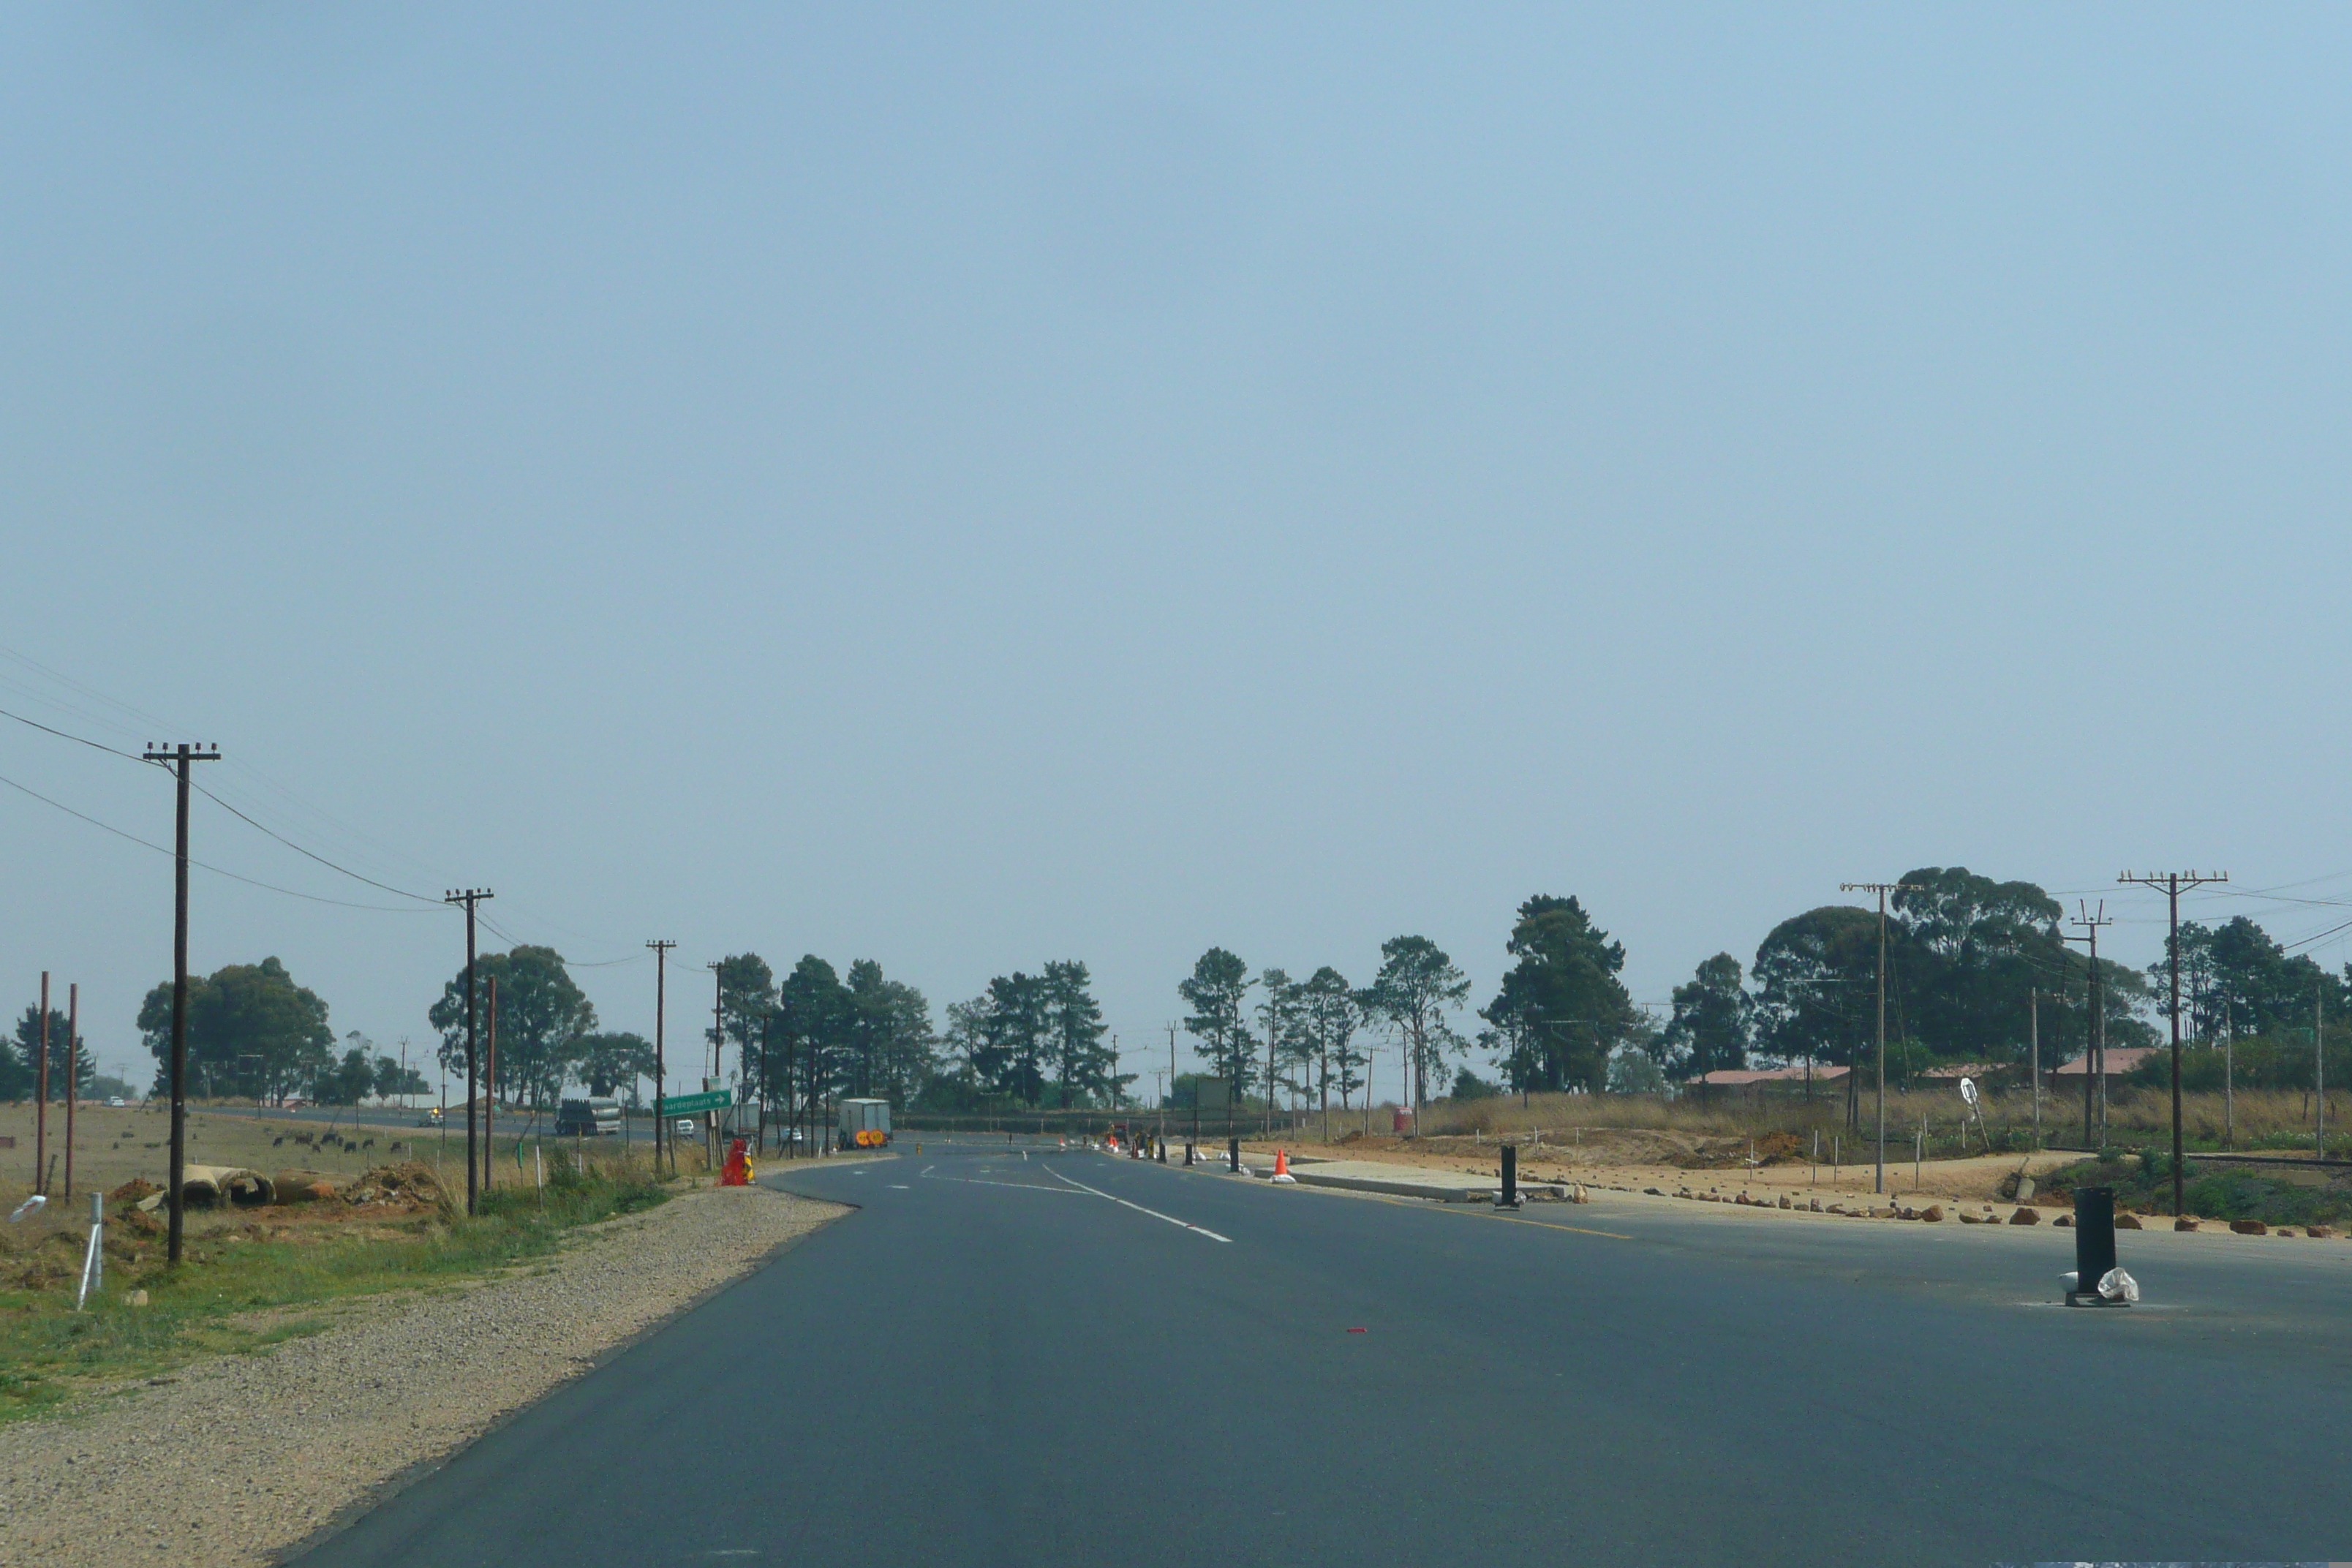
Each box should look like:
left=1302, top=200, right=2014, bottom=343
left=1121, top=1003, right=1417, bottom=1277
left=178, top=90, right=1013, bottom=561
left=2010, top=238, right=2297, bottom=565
left=709, top=963, right=725, bottom=1166
left=64, top=982, right=78, bottom=1203
left=1841, top=881, right=1922, bottom=1195
left=647, top=941, right=676, bottom=1175
left=2063, top=903, right=2114, bottom=1147
left=34, top=971, right=48, bottom=1194
left=2118, top=870, right=2227, bottom=1219
left=2028, top=987, right=2045, bottom=1149
left=145, top=742, right=220, bottom=1264
left=443, top=888, right=494, bottom=1217
left=484, top=976, right=499, bottom=1194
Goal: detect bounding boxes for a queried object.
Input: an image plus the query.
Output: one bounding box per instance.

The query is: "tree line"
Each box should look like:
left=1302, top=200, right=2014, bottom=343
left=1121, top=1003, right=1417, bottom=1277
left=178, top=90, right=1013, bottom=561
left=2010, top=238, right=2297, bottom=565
left=29, top=862, right=2345, bottom=1115
left=1175, top=870, right=2352, bottom=1114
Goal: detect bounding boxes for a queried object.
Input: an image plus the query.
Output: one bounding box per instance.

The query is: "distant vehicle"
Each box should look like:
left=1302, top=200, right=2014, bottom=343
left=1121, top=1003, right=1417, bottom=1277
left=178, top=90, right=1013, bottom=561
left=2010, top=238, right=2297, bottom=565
left=837, top=1098, right=891, bottom=1150
left=107, top=1096, right=125, bottom=1108
left=415, top=1107, right=445, bottom=1127
left=675, top=1118, right=697, bottom=1139
left=554, top=1098, right=622, bottom=1137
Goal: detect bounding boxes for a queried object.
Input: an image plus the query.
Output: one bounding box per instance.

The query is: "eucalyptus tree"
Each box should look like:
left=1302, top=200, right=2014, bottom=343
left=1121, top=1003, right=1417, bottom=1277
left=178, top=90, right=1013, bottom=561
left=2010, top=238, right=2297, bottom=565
left=1180, top=947, right=1254, bottom=1101
left=1362, top=935, right=1471, bottom=1112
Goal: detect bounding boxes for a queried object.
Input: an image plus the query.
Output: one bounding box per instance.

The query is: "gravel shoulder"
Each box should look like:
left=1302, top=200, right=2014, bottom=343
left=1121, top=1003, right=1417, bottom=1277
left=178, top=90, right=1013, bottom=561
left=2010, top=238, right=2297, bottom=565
left=0, top=1184, right=845, bottom=1568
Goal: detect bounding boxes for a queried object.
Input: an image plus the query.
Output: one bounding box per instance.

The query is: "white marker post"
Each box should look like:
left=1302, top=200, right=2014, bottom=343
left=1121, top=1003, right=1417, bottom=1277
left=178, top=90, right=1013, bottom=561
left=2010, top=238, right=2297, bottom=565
left=75, top=1191, right=103, bottom=1311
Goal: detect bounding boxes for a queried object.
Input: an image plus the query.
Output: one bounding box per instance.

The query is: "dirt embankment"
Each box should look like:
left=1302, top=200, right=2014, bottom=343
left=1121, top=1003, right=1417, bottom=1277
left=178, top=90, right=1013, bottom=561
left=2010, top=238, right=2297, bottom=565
left=0, top=1185, right=843, bottom=1568
left=1255, top=1130, right=2088, bottom=1208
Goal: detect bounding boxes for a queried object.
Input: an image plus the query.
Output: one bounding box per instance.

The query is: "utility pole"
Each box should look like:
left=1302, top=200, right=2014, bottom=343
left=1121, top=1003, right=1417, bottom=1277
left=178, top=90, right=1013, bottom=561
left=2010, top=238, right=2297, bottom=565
left=443, top=888, right=494, bottom=1217
left=2317, top=981, right=2326, bottom=1160
left=2118, top=870, right=2227, bottom=1220
left=2028, top=987, right=2043, bottom=1149
left=1841, top=881, right=1921, bottom=1195
left=647, top=941, right=674, bottom=1175
left=709, top=963, right=724, bottom=1168
left=145, top=742, right=219, bottom=1264
left=63, top=983, right=78, bottom=1199
left=484, top=976, right=499, bottom=1194
left=2063, top=904, right=2113, bottom=1147
left=34, top=971, right=48, bottom=1194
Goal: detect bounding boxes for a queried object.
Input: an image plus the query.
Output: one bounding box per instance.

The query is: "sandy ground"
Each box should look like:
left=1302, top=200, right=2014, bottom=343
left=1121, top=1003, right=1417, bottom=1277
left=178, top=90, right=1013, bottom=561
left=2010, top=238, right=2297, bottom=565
left=0, top=1183, right=844, bottom=1568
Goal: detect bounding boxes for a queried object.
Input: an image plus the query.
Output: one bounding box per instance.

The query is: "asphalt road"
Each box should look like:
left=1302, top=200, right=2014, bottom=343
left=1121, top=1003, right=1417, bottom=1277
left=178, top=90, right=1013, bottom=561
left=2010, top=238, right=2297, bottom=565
left=294, top=1138, right=2352, bottom=1567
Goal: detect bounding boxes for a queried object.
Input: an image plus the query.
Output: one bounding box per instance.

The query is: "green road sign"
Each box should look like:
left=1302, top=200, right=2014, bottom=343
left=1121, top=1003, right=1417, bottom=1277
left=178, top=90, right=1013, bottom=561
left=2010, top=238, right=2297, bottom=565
left=656, top=1090, right=731, bottom=1116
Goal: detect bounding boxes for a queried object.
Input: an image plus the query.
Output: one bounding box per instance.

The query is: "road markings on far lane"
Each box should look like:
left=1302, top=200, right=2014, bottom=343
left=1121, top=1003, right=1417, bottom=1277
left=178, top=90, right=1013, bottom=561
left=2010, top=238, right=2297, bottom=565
left=1047, top=1165, right=1232, bottom=1243
left=921, top=1171, right=1088, bottom=1195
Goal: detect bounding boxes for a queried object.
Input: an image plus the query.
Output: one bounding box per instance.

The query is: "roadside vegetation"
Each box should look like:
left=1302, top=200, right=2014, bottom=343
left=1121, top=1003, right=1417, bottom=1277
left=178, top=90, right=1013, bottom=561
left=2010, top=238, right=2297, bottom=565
left=0, top=1154, right=670, bottom=1425
left=2033, top=1149, right=2352, bottom=1227
left=1398, top=1084, right=2349, bottom=1157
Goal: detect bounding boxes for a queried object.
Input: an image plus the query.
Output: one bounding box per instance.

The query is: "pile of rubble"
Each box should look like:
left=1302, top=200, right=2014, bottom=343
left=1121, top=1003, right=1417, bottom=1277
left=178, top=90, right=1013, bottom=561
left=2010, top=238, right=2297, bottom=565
left=341, top=1161, right=449, bottom=1212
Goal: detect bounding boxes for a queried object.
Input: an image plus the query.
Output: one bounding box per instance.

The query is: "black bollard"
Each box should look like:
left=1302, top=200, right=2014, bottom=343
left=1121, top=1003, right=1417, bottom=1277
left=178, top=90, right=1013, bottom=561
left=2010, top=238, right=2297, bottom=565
left=1156, top=1137, right=1166, bottom=1164
left=2068, top=1185, right=2123, bottom=1308
left=1183, top=1140, right=1194, bottom=1167
left=1229, top=1135, right=1241, bottom=1173
left=1499, top=1142, right=1520, bottom=1209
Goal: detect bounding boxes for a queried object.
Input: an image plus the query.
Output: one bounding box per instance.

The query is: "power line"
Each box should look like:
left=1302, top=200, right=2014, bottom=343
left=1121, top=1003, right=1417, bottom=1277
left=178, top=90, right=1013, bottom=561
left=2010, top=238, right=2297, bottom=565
left=0, top=767, right=434, bottom=912
left=2, top=696, right=459, bottom=906
left=0, top=704, right=146, bottom=761
left=186, top=777, right=443, bottom=904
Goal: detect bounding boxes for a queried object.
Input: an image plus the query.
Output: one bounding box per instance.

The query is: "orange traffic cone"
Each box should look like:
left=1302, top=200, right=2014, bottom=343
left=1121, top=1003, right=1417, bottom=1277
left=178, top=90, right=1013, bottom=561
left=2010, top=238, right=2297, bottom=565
left=1273, top=1148, right=1296, bottom=1184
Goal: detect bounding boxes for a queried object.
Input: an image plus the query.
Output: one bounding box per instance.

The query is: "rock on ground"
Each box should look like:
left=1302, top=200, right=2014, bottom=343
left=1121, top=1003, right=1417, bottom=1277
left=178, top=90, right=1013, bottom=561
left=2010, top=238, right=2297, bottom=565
left=0, top=1185, right=843, bottom=1568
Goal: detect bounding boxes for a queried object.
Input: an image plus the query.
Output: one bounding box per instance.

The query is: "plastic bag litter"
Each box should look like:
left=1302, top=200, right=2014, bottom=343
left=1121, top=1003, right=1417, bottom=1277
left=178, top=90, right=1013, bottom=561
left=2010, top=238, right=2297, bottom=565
left=7, top=1194, right=46, bottom=1223
left=2097, top=1267, right=2140, bottom=1303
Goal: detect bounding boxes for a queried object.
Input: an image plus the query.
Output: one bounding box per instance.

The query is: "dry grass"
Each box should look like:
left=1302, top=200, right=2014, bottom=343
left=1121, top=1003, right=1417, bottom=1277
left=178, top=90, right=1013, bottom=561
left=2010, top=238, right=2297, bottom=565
left=1288, top=1083, right=2348, bottom=1154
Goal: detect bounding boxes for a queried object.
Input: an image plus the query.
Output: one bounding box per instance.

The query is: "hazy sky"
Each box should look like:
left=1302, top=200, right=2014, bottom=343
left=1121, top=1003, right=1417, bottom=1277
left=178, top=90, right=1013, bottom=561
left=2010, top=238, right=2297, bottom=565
left=6, top=5, right=2351, bottom=1095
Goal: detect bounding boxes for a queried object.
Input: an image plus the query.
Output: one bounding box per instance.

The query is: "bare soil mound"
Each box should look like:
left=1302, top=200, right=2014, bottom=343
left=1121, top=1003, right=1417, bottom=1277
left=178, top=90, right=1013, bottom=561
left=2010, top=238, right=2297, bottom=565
left=344, top=1161, right=448, bottom=1211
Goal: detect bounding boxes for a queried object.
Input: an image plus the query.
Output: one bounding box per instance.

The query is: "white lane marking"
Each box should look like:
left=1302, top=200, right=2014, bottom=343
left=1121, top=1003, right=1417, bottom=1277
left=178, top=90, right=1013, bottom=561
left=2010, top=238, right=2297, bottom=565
left=1046, top=1165, right=1232, bottom=1243
left=921, top=1172, right=1088, bottom=1195
left=921, top=1165, right=936, bottom=1176
left=888, top=1183, right=910, bottom=1189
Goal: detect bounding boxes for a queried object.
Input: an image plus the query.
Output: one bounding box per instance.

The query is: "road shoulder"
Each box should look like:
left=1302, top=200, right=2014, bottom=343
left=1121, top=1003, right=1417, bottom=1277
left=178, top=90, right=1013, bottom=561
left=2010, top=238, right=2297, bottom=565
left=0, top=1186, right=844, bottom=1568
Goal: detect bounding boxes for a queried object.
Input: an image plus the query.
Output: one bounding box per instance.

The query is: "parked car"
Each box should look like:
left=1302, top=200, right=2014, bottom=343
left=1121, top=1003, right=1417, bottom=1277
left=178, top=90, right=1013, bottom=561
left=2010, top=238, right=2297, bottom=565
left=106, top=1096, right=125, bottom=1108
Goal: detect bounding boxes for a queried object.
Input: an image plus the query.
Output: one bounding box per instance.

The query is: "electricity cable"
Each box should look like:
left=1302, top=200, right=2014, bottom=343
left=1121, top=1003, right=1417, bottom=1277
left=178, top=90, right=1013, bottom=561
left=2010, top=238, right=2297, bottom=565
left=0, top=768, right=434, bottom=912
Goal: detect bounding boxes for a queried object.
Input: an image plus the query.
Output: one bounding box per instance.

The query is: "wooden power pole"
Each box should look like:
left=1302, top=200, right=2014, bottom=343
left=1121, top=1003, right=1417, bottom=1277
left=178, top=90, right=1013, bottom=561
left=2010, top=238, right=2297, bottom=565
left=443, top=888, right=494, bottom=1217
left=144, top=742, right=220, bottom=1265
left=647, top=941, right=675, bottom=1174
left=1841, top=881, right=1922, bottom=1195
left=2118, top=870, right=2227, bottom=1219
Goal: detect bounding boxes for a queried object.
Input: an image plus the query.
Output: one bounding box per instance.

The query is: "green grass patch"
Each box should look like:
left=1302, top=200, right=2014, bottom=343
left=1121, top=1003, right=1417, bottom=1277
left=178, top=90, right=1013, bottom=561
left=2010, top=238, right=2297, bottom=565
left=0, top=1161, right=669, bottom=1425
left=2037, top=1150, right=2352, bottom=1226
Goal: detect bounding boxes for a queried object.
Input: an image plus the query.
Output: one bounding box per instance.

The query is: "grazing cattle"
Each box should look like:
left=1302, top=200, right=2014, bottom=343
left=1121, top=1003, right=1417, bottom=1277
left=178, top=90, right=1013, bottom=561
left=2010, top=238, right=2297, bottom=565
left=272, top=1135, right=285, bottom=1146
left=361, top=1139, right=375, bottom=1151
